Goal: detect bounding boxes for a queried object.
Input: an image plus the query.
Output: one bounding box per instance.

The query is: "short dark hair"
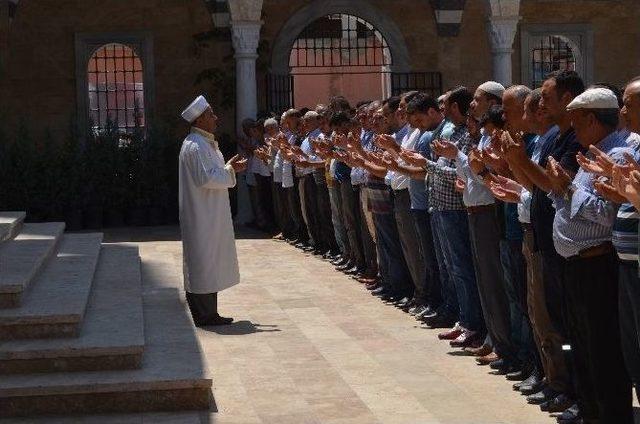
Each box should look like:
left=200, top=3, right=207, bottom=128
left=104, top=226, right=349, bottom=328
left=588, top=109, right=619, bottom=130
left=546, top=70, right=585, bottom=99
left=329, top=96, right=352, bottom=113
left=329, top=111, right=352, bottom=127
left=480, top=105, right=506, bottom=129
left=447, top=86, right=473, bottom=116
left=383, top=96, right=402, bottom=113
left=526, top=88, right=542, bottom=113
left=402, top=91, right=420, bottom=104
left=591, top=83, right=623, bottom=108
left=406, top=93, right=439, bottom=115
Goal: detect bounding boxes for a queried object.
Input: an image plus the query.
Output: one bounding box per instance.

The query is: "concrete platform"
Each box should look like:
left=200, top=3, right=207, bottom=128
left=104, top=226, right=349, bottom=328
left=0, top=244, right=212, bottom=417
left=0, top=239, right=144, bottom=373
left=0, top=233, right=102, bottom=340
left=0, top=222, right=65, bottom=308
left=0, top=212, right=25, bottom=243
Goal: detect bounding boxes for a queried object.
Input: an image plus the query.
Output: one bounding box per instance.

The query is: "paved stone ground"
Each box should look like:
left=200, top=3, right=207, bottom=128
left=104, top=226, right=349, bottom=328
left=101, top=225, right=570, bottom=424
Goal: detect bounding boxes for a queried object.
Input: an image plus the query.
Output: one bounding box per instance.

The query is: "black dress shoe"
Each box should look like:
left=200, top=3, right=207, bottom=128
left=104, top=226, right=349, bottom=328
left=366, top=283, right=380, bottom=291
left=526, top=386, right=559, bottom=405
left=541, top=393, right=573, bottom=413
left=489, top=359, right=505, bottom=370
left=344, top=266, right=361, bottom=275
left=371, top=286, right=386, bottom=296
left=336, top=261, right=354, bottom=271
left=556, top=404, right=581, bottom=424
left=519, top=377, right=545, bottom=395
left=395, top=297, right=411, bottom=308
left=513, top=368, right=542, bottom=391
left=423, top=314, right=456, bottom=329
left=506, top=368, right=528, bottom=381
left=196, top=314, right=234, bottom=327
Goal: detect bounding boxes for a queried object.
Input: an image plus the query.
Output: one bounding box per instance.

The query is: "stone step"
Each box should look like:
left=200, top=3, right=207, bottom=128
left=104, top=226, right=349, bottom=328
left=0, top=233, right=102, bottom=340
left=0, top=244, right=212, bottom=417
left=0, top=241, right=144, bottom=373
left=0, top=222, right=65, bottom=308
left=0, top=212, right=26, bottom=243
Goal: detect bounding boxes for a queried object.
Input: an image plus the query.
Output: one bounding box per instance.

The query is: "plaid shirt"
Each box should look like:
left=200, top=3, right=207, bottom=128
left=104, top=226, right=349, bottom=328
left=426, top=124, right=473, bottom=211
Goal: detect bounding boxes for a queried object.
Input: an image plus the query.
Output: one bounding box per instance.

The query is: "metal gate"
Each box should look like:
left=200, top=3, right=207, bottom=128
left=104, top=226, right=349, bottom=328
left=266, top=74, right=294, bottom=115
left=391, top=72, right=443, bottom=98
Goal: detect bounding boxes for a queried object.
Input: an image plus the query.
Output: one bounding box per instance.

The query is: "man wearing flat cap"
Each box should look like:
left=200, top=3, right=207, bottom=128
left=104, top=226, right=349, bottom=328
left=546, top=87, right=634, bottom=423
left=179, top=95, right=247, bottom=326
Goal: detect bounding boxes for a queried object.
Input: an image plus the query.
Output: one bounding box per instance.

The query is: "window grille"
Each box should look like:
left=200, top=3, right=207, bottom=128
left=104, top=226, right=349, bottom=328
left=531, top=35, right=576, bottom=88
left=87, top=43, right=145, bottom=132
left=289, top=14, right=392, bottom=69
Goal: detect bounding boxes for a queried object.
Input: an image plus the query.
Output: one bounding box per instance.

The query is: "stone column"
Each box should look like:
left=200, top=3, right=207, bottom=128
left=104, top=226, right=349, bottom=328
left=487, top=16, right=520, bottom=86
left=231, top=19, right=262, bottom=225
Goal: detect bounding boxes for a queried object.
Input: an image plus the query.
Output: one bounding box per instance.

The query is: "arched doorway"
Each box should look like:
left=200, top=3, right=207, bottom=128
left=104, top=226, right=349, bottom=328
left=267, top=0, right=441, bottom=113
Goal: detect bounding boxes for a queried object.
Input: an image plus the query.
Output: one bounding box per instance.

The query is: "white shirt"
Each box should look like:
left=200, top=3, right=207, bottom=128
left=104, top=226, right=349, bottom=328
left=389, top=127, right=421, bottom=191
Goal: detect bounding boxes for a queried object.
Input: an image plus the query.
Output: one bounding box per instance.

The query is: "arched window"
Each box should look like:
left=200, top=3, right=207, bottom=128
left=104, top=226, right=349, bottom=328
left=87, top=43, right=145, bottom=132
left=530, top=35, right=577, bottom=88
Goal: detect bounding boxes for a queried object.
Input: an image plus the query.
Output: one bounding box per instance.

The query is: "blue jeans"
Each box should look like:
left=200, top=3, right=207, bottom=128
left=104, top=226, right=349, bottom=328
left=432, top=210, right=483, bottom=331
left=373, top=212, right=413, bottom=297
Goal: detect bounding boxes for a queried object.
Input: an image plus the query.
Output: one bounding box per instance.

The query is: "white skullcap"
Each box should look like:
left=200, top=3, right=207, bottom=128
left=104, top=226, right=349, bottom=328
left=304, top=111, right=319, bottom=120
left=264, top=118, right=278, bottom=127
left=181, top=95, right=210, bottom=123
left=567, top=88, right=620, bottom=111
left=437, top=94, right=447, bottom=103
left=478, top=81, right=506, bottom=98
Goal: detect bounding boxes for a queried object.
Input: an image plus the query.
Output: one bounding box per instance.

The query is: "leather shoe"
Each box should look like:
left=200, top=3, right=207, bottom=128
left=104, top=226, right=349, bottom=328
left=540, top=393, right=573, bottom=413
left=423, top=313, right=456, bottom=329
left=556, top=403, right=581, bottom=424
left=476, top=352, right=499, bottom=365
left=526, top=387, right=559, bottom=405
left=463, top=344, right=492, bottom=357
left=450, top=329, right=480, bottom=348
left=196, top=314, right=234, bottom=327
left=489, top=359, right=505, bottom=370
left=344, top=266, right=361, bottom=275
left=395, top=297, right=411, bottom=308
left=366, top=282, right=380, bottom=291
left=438, top=324, right=463, bottom=340
left=513, top=368, right=542, bottom=391
left=371, top=286, right=386, bottom=295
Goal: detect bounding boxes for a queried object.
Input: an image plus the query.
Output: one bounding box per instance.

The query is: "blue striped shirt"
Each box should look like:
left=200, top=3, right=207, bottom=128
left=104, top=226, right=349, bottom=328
left=612, top=130, right=640, bottom=261
left=551, top=131, right=632, bottom=258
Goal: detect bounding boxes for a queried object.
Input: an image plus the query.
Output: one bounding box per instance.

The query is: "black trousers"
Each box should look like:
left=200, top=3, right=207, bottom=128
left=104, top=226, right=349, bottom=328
left=619, top=260, right=640, bottom=403
left=564, top=251, right=633, bottom=424
left=299, top=174, right=321, bottom=247
left=286, top=183, right=308, bottom=242
left=186, top=292, right=219, bottom=326
left=339, top=180, right=365, bottom=268
left=313, top=174, right=338, bottom=252
left=412, top=209, right=441, bottom=308
left=256, top=175, right=274, bottom=230
left=468, top=206, right=516, bottom=363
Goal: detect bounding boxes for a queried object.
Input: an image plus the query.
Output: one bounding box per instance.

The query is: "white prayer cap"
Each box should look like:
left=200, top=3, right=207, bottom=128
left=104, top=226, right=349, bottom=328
left=264, top=118, right=278, bottom=128
left=304, top=111, right=319, bottom=120
left=567, top=88, right=620, bottom=111
left=181, top=95, right=210, bottom=123
left=437, top=94, right=447, bottom=103
left=477, top=81, right=506, bottom=98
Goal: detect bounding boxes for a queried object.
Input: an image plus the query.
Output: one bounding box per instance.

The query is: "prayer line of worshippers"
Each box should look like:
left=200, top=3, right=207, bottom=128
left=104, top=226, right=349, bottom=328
left=179, top=71, right=640, bottom=424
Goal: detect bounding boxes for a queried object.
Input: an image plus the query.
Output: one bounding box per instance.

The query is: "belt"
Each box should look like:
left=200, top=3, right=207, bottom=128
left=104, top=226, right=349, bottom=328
left=567, top=242, right=614, bottom=261
left=466, top=204, right=495, bottom=214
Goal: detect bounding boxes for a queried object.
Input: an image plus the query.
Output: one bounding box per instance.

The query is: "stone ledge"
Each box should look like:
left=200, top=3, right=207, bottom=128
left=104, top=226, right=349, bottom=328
left=0, top=212, right=25, bottom=243
left=0, top=222, right=65, bottom=308
left=0, top=241, right=144, bottom=373
left=0, top=233, right=102, bottom=340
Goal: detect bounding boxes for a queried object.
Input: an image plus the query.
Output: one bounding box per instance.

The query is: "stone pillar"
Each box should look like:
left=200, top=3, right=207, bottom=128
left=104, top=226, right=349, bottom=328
left=231, top=19, right=262, bottom=225
left=487, top=16, right=520, bottom=86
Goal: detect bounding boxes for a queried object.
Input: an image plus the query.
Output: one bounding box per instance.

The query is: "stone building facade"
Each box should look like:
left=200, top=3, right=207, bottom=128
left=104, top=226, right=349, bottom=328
left=1, top=0, right=639, bottom=220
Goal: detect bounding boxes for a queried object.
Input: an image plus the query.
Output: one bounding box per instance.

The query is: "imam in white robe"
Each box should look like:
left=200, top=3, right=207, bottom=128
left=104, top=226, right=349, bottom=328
left=179, top=127, right=240, bottom=294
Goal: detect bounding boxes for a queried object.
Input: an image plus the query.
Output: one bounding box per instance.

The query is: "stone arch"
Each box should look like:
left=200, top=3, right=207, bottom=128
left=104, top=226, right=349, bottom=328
left=270, top=0, right=410, bottom=75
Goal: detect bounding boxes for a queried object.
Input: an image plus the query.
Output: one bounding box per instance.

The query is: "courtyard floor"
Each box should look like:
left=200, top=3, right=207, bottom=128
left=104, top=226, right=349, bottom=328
left=102, top=225, right=564, bottom=424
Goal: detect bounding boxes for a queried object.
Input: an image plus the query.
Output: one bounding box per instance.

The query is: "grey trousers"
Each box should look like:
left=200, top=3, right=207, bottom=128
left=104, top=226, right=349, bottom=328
left=467, top=205, right=516, bottom=363
left=393, top=189, right=427, bottom=303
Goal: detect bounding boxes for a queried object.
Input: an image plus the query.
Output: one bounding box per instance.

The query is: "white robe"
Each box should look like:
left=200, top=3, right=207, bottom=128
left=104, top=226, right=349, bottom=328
left=179, top=128, right=240, bottom=294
